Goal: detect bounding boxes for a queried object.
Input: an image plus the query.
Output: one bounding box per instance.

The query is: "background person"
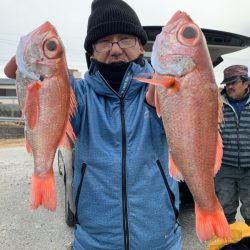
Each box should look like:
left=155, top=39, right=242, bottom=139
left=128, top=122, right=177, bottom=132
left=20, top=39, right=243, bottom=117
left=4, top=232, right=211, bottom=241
left=215, top=64, right=250, bottom=227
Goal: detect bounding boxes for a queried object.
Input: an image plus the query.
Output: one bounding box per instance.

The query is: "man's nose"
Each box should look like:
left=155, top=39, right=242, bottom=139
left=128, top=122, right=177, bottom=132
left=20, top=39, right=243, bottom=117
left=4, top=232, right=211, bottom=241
left=110, top=42, right=123, bottom=54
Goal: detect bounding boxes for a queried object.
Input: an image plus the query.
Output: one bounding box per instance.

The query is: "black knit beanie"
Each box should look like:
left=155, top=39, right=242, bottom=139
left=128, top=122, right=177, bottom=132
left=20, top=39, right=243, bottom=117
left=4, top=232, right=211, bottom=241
left=84, top=0, right=148, bottom=54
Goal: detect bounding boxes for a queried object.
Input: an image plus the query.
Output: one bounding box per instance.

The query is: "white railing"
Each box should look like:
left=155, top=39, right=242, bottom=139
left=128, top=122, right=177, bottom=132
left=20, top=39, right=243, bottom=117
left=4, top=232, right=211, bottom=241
left=0, top=95, right=20, bottom=122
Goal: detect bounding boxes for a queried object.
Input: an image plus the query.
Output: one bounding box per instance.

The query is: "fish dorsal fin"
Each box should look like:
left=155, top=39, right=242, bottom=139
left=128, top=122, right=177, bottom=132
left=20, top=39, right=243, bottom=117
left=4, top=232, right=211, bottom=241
left=22, top=81, right=42, bottom=129
left=214, top=132, right=223, bottom=176
left=169, top=153, right=184, bottom=181
left=69, top=87, right=77, bottom=117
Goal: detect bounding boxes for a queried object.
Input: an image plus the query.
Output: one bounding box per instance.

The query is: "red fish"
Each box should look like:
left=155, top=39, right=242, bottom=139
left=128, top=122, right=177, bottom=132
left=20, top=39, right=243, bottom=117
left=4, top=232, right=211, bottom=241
left=15, top=21, right=76, bottom=211
left=135, top=11, right=231, bottom=242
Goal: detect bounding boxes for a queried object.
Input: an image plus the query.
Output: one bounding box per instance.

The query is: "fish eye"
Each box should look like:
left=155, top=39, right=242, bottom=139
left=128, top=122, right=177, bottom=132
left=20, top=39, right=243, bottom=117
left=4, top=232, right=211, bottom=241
left=177, top=24, right=201, bottom=46
left=46, top=41, right=57, bottom=51
left=182, top=27, right=196, bottom=39
left=43, top=37, right=63, bottom=59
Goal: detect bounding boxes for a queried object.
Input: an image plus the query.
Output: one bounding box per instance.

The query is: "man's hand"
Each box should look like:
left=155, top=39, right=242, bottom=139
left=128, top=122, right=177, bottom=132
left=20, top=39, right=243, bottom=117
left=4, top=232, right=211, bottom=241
left=4, top=56, right=17, bottom=79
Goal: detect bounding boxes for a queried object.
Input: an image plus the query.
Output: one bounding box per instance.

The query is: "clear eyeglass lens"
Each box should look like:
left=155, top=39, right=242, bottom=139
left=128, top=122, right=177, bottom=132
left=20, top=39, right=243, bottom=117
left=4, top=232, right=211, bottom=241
left=94, top=38, right=136, bottom=52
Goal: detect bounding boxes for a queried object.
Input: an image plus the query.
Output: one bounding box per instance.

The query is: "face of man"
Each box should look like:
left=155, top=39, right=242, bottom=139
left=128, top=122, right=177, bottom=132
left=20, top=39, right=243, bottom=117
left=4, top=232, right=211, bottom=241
left=92, top=34, right=144, bottom=64
left=225, top=79, right=249, bottom=100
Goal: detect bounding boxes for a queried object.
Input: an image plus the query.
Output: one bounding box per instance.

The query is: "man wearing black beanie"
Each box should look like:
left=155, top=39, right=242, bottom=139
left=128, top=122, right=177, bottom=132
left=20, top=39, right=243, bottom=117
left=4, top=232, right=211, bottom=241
left=70, top=2, right=181, bottom=249
left=4, top=1, right=182, bottom=249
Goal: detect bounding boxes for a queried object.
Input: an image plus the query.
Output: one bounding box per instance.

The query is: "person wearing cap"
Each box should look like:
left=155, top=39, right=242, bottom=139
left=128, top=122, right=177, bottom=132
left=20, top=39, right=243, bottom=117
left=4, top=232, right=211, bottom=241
left=215, top=64, right=250, bottom=227
left=4, top=0, right=181, bottom=249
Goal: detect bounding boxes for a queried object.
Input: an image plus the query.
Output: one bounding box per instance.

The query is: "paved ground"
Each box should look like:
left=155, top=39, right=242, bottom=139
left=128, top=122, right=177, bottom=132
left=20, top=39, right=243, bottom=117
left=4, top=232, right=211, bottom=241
left=0, top=145, right=73, bottom=250
left=0, top=143, right=243, bottom=250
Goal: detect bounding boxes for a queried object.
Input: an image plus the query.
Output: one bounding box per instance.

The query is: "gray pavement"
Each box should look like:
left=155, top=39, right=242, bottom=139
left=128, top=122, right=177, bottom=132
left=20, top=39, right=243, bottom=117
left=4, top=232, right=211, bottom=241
left=0, top=146, right=243, bottom=250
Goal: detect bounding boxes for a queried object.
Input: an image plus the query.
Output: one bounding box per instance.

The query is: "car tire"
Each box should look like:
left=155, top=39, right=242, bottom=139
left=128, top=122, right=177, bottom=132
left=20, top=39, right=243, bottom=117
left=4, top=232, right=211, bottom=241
left=58, top=149, right=64, bottom=176
left=64, top=165, right=75, bottom=227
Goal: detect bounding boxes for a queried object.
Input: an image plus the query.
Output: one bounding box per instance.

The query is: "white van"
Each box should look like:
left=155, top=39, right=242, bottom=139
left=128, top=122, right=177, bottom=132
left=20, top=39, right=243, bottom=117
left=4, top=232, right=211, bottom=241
left=58, top=26, right=250, bottom=227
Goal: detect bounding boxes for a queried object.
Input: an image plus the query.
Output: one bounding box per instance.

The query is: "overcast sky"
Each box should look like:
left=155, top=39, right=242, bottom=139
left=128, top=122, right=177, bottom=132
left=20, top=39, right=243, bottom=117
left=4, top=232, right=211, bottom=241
left=1, top=0, right=250, bottom=84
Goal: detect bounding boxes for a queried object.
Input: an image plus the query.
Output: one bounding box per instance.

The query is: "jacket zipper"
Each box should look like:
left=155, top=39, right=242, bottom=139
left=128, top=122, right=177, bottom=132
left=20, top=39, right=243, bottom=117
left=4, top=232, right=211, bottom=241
left=75, top=162, right=87, bottom=224
left=120, top=98, right=129, bottom=250
left=99, top=71, right=132, bottom=249
left=100, top=71, right=131, bottom=249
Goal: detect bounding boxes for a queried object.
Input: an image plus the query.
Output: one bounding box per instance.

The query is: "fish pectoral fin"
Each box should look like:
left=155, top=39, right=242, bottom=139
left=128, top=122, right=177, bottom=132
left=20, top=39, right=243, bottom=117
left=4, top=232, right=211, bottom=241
left=195, top=202, right=232, bottom=242
left=214, top=133, right=223, bottom=176
left=29, top=168, right=56, bottom=212
left=134, top=76, right=176, bottom=88
left=23, top=81, right=42, bottom=129
left=169, top=153, right=184, bottom=181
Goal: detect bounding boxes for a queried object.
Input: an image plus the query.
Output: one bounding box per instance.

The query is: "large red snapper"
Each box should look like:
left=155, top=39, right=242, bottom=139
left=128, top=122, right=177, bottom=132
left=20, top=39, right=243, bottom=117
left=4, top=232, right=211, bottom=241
left=15, top=21, right=76, bottom=211
left=135, top=11, right=231, bottom=241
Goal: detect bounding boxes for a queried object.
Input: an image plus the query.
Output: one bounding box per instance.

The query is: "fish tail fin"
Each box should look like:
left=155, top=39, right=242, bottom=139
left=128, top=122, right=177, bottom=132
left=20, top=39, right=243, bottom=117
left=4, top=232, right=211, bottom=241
left=195, top=202, right=232, bottom=242
left=214, top=132, right=223, bottom=175
left=30, top=168, right=56, bottom=211
left=169, top=153, right=184, bottom=181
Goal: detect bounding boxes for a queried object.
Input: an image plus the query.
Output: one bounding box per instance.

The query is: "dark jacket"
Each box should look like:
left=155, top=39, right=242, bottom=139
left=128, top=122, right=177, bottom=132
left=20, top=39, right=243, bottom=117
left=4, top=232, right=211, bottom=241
left=220, top=90, right=250, bottom=168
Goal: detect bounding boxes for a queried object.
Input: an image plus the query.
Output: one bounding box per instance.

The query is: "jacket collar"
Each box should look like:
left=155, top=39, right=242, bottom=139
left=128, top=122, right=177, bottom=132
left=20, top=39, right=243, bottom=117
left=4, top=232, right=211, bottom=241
left=84, top=58, right=153, bottom=98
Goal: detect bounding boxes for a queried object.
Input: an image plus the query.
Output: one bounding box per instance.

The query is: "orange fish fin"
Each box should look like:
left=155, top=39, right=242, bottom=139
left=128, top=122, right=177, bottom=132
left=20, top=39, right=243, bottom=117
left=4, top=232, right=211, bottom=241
left=169, top=153, right=184, bottom=181
left=218, top=92, right=224, bottom=124
left=23, top=82, right=42, bottom=129
left=69, top=87, right=77, bottom=117
left=29, top=168, right=56, bottom=212
left=134, top=76, right=175, bottom=88
left=25, top=137, right=32, bottom=154
left=195, top=203, right=232, bottom=242
left=59, top=122, right=76, bottom=149
left=214, top=133, right=223, bottom=176
left=155, top=90, right=161, bottom=117
left=58, top=87, right=76, bottom=149
left=165, top=80, right=180, bottom=96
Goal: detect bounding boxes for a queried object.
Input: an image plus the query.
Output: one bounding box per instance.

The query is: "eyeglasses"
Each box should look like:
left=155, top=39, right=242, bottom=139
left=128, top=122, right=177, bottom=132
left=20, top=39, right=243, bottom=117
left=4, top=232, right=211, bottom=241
left=93, top=37, right=137, bottom=53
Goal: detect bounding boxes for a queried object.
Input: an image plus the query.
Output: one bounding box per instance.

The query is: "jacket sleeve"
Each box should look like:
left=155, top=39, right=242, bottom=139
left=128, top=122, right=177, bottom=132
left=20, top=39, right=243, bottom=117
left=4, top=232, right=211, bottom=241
left=69, top=73, right=86, bottom=137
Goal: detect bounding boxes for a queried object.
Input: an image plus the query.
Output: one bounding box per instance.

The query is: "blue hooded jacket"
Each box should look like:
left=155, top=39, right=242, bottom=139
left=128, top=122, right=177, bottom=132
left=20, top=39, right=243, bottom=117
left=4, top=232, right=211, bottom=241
left=70, top=59, right=181, bottom=250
